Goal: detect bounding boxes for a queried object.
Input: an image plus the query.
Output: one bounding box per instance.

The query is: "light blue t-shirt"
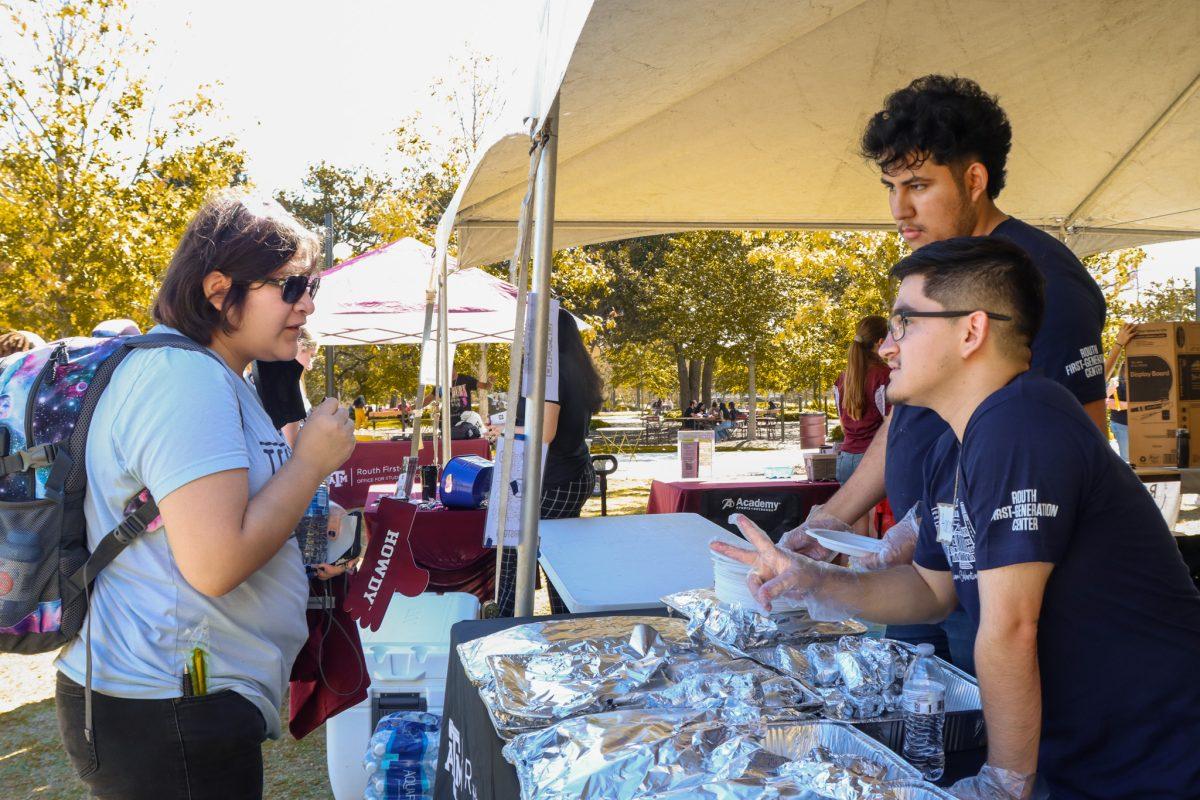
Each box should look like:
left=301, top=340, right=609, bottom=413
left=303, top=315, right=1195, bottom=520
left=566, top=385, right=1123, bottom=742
left=56, top=326, right=309, bottom=738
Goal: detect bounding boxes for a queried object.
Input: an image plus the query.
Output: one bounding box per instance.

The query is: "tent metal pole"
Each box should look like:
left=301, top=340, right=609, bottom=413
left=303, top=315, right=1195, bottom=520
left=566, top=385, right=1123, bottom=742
left=323, top=212, right=336, bottom=398
left=439, top=250, right=453, bottom=465
left=490, top=130, right=541, bottom=610
left=515, top=94, right=559, bottom=618
left=409, top=288, right=437, bottom=463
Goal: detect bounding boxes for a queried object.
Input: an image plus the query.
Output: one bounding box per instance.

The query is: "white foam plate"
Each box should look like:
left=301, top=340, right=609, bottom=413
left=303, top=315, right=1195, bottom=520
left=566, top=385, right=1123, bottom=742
left=806, top=529, right=887, bottom=558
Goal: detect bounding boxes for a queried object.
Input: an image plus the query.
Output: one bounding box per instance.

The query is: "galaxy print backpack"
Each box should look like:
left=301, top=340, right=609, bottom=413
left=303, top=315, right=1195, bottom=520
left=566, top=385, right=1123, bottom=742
left=0, top=333, right=220, bottom=654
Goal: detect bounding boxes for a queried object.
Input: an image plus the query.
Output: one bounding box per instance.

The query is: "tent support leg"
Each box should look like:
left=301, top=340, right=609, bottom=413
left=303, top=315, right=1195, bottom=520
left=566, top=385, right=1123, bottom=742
left=515, top=94, right=560, bottom=618
left=439, top=249, right=453, bottom=465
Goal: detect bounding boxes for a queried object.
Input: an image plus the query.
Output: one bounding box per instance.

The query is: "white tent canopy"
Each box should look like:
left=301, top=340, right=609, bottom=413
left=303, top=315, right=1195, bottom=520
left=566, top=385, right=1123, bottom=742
left=439, top=0, right=1200, bottom=267
left=306, top=237, right=521, bottom=346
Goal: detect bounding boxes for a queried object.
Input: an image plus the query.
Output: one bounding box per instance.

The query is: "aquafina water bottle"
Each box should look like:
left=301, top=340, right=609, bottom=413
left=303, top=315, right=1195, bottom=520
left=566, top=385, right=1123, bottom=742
left=901, top=642, right=946, bottom=780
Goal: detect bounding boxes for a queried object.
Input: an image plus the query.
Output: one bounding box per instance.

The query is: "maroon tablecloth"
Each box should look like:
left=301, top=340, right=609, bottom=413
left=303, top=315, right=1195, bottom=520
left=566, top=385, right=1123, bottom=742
left=646, top=478, right=839, bottom=542
left=329, top=438, right=491, bottom=509
left=363, top=497, right=494, bottom=604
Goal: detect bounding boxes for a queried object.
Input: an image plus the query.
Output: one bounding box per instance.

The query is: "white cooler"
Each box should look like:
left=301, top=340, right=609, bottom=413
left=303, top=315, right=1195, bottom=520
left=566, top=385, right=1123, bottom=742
left=326, top=592, right=480, bottom=800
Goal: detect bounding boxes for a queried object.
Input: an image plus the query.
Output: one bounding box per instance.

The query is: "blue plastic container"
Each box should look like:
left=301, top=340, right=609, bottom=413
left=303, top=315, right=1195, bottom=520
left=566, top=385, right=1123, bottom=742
left=438, top=456, right=494, bottom=509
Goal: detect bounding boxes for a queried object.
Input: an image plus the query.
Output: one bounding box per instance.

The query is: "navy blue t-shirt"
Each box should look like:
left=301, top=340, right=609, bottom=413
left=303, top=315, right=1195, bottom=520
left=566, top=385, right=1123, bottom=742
left=913, top=374, right=1200, bottom=798
left=885, top=217, right=1107, bottom=516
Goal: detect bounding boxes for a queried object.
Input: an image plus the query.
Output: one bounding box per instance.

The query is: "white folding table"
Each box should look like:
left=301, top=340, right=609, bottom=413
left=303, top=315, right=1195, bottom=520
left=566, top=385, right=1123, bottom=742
left=537, top=512, right=745, bottom=613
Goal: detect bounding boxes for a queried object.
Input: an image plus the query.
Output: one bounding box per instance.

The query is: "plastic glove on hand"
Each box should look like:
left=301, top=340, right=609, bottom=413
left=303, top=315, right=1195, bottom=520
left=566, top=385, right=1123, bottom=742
left=848, top=504, right=920, bottom=572
left=710, top=514, right=830, bottom=612
left=777, top=504, right=851, bottom=562
left=949, top=764, right=1036, bottom=800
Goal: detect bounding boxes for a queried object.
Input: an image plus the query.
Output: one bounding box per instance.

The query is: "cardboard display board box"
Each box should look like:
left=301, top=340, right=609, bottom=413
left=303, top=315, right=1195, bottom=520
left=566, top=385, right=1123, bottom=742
left=1126, top=322, right=1200, bottom=468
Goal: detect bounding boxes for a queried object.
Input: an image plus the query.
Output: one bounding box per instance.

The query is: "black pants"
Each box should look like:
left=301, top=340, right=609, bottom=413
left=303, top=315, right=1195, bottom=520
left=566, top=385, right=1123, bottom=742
left=56, top=673, right=267, bottom=800
left=496, top=465, right=596, bottom=617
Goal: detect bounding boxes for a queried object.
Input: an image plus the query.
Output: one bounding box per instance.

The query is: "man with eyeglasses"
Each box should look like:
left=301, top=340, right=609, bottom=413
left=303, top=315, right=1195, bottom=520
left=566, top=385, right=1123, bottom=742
left=715, top=237, right=1200, bottom=799
left=780, top=75, right=1107, bottom=673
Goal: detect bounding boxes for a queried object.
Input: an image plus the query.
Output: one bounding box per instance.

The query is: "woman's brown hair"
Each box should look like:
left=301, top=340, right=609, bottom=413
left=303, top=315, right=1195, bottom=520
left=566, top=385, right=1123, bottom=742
left=842, top=315, right=889, bottom=421
left=152, top=192, right=321, bottom=344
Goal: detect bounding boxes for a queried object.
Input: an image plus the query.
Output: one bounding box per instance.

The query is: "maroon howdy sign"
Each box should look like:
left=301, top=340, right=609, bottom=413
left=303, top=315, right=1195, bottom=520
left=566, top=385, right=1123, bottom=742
left=344, top=498, right=430, bottom=631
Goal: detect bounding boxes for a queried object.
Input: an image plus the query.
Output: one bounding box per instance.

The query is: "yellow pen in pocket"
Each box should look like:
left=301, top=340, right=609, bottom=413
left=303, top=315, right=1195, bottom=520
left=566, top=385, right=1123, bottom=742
left=191, top=648, right=207, bottom=696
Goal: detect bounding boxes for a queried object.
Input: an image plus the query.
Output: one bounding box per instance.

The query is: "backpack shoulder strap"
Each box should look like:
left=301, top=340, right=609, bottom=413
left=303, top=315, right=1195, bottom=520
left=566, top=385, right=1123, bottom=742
left=66, top=495, right=159, bottom=594
left=123, top=333, right=226, bottom=367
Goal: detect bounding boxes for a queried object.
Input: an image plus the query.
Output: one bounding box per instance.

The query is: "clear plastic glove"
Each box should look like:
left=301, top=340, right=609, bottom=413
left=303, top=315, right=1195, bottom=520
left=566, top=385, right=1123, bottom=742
left=848, top=505, right=920, bottom=572
left=777, top=504, right=853, bottom=562
left=949, top=764, right=1036, bottom=800
left=710, top=514, right=861, bottom=617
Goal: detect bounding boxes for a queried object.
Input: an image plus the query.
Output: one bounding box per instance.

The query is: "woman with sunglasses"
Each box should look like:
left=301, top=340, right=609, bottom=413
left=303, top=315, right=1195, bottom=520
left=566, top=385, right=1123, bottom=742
left=54, top=192, right=356, bottom=799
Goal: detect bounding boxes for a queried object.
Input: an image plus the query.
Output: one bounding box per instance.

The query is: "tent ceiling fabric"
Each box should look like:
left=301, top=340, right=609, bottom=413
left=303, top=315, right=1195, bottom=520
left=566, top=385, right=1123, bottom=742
left=441, top=0, right=1200, bottom=266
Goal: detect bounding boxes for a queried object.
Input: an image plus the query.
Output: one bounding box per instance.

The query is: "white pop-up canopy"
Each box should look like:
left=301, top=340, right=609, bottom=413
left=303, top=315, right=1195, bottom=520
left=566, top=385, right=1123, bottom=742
left=441, top=0, right=1200, bottom=268
left=307, top=237, right=520, bottom=345
left=434, top=0, right=1200, bottom=615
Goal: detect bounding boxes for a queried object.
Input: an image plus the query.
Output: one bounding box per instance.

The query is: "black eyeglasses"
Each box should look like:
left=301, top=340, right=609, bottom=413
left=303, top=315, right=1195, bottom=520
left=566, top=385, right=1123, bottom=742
left=251, top=274, right=321, bottom=304
left=888, top=309, right=1012, bottom=341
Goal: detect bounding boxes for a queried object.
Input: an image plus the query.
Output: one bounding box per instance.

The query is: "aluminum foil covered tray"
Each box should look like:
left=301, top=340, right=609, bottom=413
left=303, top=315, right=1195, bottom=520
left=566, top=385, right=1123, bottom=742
left=756, top=637, right=985, bottom=751
left=662, top=588, right=866, bottom=653
left=458, top=615, right=693, bottom=687
left=503, top=711, right=926, bottom=800
left=467, top=617, right=821, bottom=738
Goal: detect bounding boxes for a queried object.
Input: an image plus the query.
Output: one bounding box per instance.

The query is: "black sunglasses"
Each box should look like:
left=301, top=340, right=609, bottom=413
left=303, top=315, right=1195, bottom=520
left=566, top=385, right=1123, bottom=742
left=251, top=274, right=321, bottom=304
left=888, top=309, right=1012, bottom=341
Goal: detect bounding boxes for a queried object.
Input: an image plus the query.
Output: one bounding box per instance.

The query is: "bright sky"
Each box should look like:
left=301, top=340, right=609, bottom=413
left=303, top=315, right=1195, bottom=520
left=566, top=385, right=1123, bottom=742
left=132, top=0, right=543, bottom=193
left=103, top=1, right=1200, bottom=290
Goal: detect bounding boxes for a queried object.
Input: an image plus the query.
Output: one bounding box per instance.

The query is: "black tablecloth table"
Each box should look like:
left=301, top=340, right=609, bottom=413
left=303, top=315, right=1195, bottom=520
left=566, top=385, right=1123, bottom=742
left=433, top=609, right=986, bottom=799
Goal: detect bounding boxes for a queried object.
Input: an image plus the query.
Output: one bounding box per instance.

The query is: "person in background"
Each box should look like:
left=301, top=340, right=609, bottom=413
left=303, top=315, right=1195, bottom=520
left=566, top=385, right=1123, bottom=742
left=493, top=308, right=604, bottom=616
left=0, top=330, right=45, bottom=357
left=54, top=191, right=355, bottom=798
left=1104, top=323, right=1136, bottom=461
left=352, top=395, right=368, bottom=429
left=712, top=400, right=733, bottom=442
left=281, top=327, right=319, bottom=447
left=831, top=315, right=891, bottom=534
left=91, top=318, right=142, bottom=338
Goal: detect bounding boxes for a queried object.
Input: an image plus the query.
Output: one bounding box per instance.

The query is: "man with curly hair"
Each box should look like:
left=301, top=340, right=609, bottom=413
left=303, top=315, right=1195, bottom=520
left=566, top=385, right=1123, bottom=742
left=781, top=76, right=1108, bottom=674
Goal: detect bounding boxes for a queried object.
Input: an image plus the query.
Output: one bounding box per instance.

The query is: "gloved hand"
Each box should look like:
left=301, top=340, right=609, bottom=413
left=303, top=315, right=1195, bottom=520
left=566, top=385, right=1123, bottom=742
left=848, top=505, right=920, bottom=571
left=777, top=504, right=853, bottom=562
left=949, top=764, right=1036, bottom=800
left=711, top=514, right=857, bottom=615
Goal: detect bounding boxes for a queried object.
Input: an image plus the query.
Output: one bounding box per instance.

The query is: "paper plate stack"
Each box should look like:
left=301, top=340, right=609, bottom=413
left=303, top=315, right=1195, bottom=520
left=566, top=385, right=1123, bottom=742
left=711, top=547, right=805, bottom=613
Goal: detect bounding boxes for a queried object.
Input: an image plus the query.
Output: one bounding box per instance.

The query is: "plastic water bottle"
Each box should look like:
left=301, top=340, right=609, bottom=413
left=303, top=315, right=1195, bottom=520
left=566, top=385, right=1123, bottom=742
left=901, top=643, right=946, bottom=781
left=362, top=712, right=440, bottom=799
left=0, top=530, right=41, bottom=625
left=298, top=482, right=329, bottom=567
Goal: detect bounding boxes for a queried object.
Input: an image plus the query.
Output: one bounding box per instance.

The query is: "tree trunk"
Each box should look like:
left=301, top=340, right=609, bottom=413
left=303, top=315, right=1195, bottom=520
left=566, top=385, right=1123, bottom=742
left=636, top=382, right=643, bottom=411
left=688, top=358, right=701, bottom=404
left=748, top=353, right=758, bottom=440
left=477, top=344, right=489, bottom=420
left=701, top=353, right=715, bottom=406
left=675, top=345, right=689, bottom=410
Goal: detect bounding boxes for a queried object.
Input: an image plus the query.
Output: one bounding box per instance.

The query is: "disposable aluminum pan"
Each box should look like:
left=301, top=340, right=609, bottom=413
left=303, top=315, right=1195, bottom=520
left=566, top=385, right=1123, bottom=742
left=850, top=657, right=984, bottom=753
left=761, top=721, right=920, bottom=783
left=761, top=639, right=985, bottom=752
left=482, top=643, right=823, bottom=739
left=457, top=615, right=693, bottom=686
left=879, top=781, right=957, bottom=799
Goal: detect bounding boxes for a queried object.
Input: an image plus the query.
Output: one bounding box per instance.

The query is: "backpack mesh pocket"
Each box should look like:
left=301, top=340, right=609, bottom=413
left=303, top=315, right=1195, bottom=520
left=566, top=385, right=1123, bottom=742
left=0, top=498, right=63, bottom=632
